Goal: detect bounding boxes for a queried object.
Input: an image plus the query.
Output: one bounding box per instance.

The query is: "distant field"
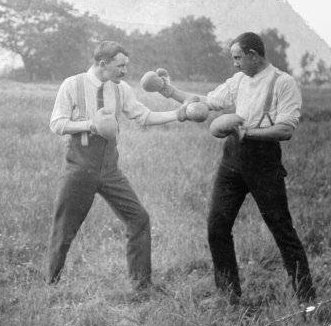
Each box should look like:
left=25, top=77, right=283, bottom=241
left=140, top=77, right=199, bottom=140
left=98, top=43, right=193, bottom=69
left=0, top=79, right=330, bottom=326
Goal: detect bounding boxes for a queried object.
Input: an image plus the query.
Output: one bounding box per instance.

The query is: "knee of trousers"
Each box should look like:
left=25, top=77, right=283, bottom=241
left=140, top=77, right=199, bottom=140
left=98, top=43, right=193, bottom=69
left=49, top=223, right=79, bottom=246
left=48, top=235, right=74, bottom=257
left=208, top=213, right=232, bottom=233
left=208, top=219, right=233, bottom=243
left=127, top=208, right=151, bottom=234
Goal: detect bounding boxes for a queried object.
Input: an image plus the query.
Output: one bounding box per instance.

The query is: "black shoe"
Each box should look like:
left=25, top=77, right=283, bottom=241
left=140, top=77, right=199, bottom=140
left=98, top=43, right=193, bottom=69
left=298, top=288, right=317, bottom=306
left=229, top=291, right=241, bottom=306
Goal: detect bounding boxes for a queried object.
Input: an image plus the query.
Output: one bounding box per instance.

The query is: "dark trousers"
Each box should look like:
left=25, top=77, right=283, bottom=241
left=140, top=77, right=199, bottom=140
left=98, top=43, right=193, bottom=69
left=208, top=163, right=315, bottom=302
left=47, top=135, right=151, bottom=288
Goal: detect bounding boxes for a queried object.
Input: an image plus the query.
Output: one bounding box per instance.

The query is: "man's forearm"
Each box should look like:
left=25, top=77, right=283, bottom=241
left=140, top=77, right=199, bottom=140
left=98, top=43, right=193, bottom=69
left=50, top=119, right=92, bottom=135
left=243, top=124, right=294, bottom=141
left=170, top=87, right=206, bottom=104
left=144, top=110, right=178, bottom=126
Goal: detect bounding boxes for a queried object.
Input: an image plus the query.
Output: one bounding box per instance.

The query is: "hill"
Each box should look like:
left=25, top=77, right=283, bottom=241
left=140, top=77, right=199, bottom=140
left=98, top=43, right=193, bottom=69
left=68, top=0, right=331, bottom=75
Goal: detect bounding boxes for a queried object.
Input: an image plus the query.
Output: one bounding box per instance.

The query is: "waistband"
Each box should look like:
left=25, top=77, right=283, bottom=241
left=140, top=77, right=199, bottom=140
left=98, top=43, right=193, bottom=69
left=64, top=133, right=119, bottom=172
left=221, top=134, right=283, bottom=172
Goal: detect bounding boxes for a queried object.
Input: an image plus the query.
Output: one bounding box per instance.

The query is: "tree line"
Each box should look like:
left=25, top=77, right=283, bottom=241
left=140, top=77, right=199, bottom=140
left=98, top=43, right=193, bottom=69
left=0, top=0, right=330, bottom=85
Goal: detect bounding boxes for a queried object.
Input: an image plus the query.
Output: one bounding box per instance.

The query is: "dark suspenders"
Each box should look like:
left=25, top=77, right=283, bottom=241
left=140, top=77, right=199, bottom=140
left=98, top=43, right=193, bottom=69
left=256, top=71, right=281, bottom=128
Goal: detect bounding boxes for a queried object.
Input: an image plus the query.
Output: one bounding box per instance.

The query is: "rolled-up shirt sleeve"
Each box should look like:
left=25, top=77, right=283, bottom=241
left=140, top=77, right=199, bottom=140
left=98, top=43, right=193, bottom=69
left=274, top=77, right=302, bottom=129
left=120, top=81, right=151, bottom=126
left=50, top=77, right=77, bottom=135
left=206, top=72, right=243, bottom=112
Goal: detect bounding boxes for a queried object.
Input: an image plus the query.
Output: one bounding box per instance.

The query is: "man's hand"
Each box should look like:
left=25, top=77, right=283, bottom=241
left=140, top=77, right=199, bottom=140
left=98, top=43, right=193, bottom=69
left=156, top=68, right=170, bottom=84
left=210, top=113, right=245, bottom=138
left=176, top=96, right=209, bottom=122
left=140, top=69, right=175, bottom=98
left=176, top=105, right=188, bottom=122
left=176, top=97, right=199, bottom=122
left=92, top=108, right=118, bottom=141
left=235, top=125, right=247, bottom=142
left=156, top=68, right=174, bottom=98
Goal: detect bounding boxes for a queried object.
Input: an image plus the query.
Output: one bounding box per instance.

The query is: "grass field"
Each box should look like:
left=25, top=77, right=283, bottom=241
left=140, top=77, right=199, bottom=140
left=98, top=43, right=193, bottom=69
left=0, top=79, right=330, bottom=326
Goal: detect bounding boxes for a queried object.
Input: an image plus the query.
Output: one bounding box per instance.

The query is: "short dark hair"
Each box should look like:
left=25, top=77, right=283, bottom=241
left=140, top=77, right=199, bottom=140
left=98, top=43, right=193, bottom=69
left=230, top=32, right=265, bottom=58
left=93, top=41, right=129, bottom=63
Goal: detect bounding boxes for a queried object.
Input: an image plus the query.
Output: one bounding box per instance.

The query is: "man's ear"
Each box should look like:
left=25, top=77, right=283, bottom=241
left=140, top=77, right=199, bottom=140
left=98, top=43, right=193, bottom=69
left=248, top=49, right=259, bottom=62
left=248, top=49, right=257, bottom=56
left=99, top=60, right=106, bottom=67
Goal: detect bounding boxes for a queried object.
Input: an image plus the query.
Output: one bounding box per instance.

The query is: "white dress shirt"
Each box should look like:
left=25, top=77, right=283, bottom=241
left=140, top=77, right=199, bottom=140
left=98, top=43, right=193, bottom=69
left=50, top=67, right=151, bottom=135
left=207, top=64, right=302, bottom=129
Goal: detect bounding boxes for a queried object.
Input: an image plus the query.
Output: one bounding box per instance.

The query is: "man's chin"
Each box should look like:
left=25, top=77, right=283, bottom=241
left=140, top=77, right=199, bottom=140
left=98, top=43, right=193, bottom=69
left=111, top=77, right=123, bottom=84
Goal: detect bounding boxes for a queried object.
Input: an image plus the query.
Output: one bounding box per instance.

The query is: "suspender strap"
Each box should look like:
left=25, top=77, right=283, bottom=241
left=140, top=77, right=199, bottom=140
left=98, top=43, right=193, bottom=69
left=76, top=73, right=87, bottom=118
left=113, top=83, right=121, bottom=120
left=76, top=77, right=121, bottom=119
left=75, top=73, right=89, bottom=146
left=75, top=77, right=121, bottom=143
left=113, top=84, right=121, bottom=138
left=257, top=71, right=281, bottom=127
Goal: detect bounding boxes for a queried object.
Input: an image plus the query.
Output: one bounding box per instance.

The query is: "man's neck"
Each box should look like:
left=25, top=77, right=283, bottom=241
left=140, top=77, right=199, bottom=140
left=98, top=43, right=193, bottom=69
left=91, top=65, right=104, bottom=82
left=254, top=60, right=269, bottom=76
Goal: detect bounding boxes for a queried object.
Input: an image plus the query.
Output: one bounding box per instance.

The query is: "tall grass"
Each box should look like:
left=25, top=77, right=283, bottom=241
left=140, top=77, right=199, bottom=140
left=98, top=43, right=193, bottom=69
left=0, top=79, right=330, bottom=325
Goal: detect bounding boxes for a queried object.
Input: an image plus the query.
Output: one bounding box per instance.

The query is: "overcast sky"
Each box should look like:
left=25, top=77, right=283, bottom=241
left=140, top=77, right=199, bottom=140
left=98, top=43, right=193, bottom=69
left=287, top=0, right=331, bottom=47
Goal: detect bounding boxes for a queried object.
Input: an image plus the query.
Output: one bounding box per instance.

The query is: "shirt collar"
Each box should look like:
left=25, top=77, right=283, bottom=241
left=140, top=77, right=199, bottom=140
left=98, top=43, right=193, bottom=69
left=252, top=63, right=273, bottom=80
left=86, top=66, right=103, bottom=87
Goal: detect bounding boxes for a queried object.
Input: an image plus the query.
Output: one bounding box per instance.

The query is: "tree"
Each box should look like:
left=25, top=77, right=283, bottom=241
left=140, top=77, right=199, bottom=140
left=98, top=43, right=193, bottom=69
left=46, top=14, right=127, bottom=80
left=261, top=28, right=290, bottom=73
left=0, top=0, right=74, bottom=79
left=300, top=52, right=331, bottom=86
left=34, top=13, right=96, bottom=80
left=122, top=30, right=159, bottom=80
left=312, top=59, right=331, bottom=86
left=300, top=51, right=315, bottom=85
left=0, top=0, right=115, bottom=80
left=154, top=16, right=232, bottom=82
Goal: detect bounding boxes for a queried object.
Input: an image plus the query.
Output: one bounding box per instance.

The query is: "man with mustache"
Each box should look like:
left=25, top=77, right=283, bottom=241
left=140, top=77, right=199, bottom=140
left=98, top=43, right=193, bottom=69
left=157, top=32, right=316, bottom=305
left=47, top=40, right=183, bottom=291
